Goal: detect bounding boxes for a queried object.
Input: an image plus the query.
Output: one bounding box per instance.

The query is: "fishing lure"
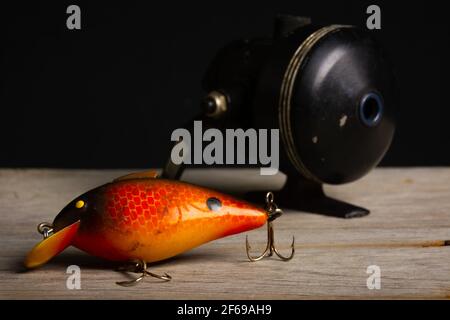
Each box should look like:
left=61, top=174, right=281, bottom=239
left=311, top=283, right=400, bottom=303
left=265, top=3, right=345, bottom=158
left=24, top=170, right=294, bottom=285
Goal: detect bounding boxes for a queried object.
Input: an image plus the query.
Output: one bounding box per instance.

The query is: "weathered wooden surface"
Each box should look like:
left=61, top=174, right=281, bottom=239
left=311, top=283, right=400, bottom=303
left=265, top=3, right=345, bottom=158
left=0, top=168, right=449, bottom=299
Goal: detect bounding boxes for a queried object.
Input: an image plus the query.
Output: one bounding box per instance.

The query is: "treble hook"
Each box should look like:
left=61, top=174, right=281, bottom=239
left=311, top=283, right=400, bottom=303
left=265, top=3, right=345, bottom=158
left=246, top=192, right=295, bottom=262
left=116, top=260, right=171, bottom=287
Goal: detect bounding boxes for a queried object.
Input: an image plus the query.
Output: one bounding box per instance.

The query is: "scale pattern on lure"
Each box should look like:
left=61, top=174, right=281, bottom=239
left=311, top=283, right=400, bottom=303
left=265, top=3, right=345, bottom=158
left=24, top=171, right=294, bottom=285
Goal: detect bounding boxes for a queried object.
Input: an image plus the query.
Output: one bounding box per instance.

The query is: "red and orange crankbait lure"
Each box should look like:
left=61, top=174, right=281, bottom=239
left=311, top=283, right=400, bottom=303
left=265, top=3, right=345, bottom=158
left=24, top=170, right=294, bottom=285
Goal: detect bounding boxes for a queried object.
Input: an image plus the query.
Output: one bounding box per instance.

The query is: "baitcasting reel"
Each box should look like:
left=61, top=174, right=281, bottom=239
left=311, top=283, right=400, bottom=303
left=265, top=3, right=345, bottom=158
left=163, top=15, right=397, bottom=218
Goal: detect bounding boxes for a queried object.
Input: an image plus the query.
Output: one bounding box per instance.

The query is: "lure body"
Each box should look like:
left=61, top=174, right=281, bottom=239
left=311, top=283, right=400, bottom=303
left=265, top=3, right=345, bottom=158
left=25, top=174, right=267, bottom=268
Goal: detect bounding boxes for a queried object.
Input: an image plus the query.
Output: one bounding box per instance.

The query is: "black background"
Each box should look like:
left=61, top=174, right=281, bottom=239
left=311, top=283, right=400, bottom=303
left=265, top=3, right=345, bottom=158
left=1, top=0, right=449, bottom=168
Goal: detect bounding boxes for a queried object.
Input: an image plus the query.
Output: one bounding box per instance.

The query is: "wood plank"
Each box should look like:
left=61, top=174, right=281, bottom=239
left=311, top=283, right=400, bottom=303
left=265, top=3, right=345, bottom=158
left=0, top=168, right=449, bottom=299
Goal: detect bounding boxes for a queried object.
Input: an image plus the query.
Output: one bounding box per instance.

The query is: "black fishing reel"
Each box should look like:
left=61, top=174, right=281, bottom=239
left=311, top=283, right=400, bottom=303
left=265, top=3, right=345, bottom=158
left=163, top=15, right=397, bottom=218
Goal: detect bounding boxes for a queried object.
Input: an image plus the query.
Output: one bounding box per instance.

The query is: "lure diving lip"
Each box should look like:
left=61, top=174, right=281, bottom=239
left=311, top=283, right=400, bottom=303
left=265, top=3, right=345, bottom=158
left=25, top=221, right=80, bottom=269
left=24, top=170, right=269, bottom=270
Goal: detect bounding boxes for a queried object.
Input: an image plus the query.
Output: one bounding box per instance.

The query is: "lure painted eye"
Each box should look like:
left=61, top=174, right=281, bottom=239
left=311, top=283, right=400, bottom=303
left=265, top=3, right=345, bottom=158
left=206, top=197, right=222, bottom=211
left=75, top=200, right=85, bottom=209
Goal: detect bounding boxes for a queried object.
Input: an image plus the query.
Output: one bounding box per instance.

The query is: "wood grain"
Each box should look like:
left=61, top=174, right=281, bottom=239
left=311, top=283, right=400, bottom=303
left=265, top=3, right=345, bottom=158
left=0, top=168, right=449, bottom=299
